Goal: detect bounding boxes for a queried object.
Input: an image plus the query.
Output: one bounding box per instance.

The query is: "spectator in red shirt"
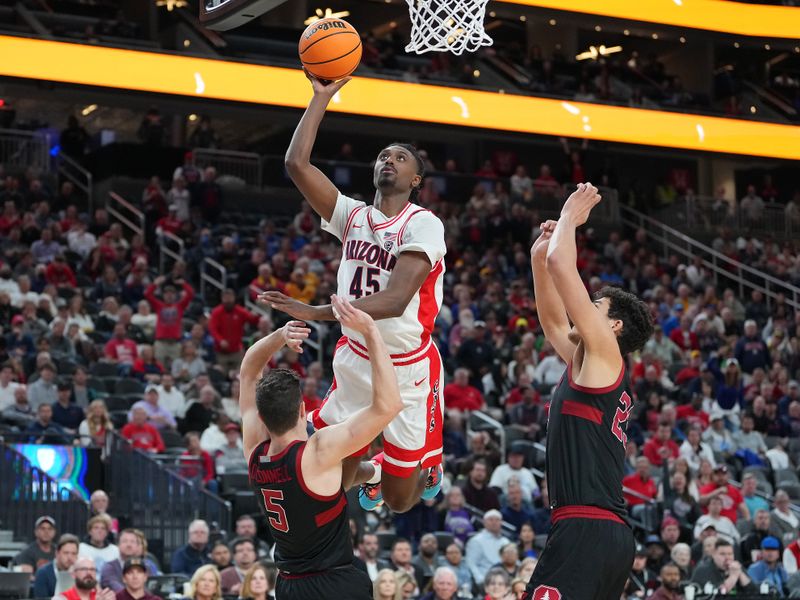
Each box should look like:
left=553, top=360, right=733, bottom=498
left=301, top=378, right=322, bottom=413
left=669, top=316, right=699, bottom=351
left=120, top=407, right=164, bottom=453
left=155, top=205, right=181, bottom=236
left=207, top=289, right=259, bottom=376
left=698, top=464, right=750, bottom=524
left=444, top=368, right=485, bottom=412
left=622, top=456, right=657, bottom=507
left=130, top=345, right=165, bottom=383
left=103, top=324, right=138, bottom=373
left=180, top=431, right=218, bottom=494
left=674, top=351, right=703, bottom=386
left=675, top=394, right=710, bottom=430
left=145, top=276, right=194, bottom=369
left=45, top=255, right=77, bottom=289
left=643, top=422, right=680, bottom=467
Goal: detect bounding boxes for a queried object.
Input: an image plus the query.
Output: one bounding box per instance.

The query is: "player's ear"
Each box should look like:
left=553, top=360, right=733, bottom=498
left=411, top=174, right=422, bottom=190
left=610, top=318, right=623, bottom=335
left=299, top=401, right=306, bottom=421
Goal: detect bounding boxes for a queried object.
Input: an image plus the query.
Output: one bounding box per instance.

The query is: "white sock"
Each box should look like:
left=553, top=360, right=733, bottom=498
left=366, top=461, right=382, bottom=485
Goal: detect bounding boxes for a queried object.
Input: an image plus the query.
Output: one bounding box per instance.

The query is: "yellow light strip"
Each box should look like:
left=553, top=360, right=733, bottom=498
left=498, top=0, right=800, bottom=39
left=1, top=36, right=798, bottom=160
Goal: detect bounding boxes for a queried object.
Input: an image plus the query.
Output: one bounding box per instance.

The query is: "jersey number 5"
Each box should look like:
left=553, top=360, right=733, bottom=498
left=610, top=391, right=632, bottom=446
left=260, top=489, right=289, bottom=533
left=349, top=266, right=381, bottom=299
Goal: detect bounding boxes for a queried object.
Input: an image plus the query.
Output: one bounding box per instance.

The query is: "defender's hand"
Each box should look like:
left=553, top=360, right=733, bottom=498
left=281, top=321, right=311, bottom=353
left=331, top=294, right=375, bottom=335
left=560, top=182, right=601, bottom=226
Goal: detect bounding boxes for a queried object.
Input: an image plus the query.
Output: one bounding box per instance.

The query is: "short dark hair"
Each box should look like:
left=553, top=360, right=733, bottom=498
left=255, top=369, right=301, bottom=435
left=386, top=142, right=425, bottom=202
left=57, top=534, right=80, bottom=551
left=595, top=286, right=654, bottom=355
left=714, top=538, right=733, bottom=550
left=391, top=538, right=412, bottom=551
left=231, top=537, right=256, bottom=554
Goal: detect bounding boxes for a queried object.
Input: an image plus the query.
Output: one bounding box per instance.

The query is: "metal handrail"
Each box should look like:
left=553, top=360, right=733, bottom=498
left=468, top=411, right=507, bottom=463
left=0, top=127, right=50, bottom=172
left=200, top=257, right=227, bottom=300
left=158, top=230, right=185, bottom=274
left=620, top=203, right=800, bottom=310
left=107, top=191, right=145, bottom=238
left=57, top=151, right=94, bottom=213
left=192, top=147, right=262, bottom=187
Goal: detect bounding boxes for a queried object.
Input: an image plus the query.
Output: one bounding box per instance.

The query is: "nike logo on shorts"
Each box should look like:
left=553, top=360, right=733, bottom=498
left=414, top=378, right=426, bottom=387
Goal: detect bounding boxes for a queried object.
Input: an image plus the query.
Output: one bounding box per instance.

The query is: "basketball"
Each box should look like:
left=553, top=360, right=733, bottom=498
left=298, top=18, right=362, bottom=81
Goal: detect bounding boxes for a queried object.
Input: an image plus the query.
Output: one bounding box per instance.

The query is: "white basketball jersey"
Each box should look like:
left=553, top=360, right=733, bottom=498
left=321, top=192, right=446, bottom=355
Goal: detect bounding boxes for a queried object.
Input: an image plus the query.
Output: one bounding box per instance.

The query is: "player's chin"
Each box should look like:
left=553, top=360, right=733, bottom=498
left=376, top=173, right=396, bottom=187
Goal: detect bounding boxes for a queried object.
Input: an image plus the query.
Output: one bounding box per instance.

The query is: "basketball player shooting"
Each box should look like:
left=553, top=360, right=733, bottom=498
left=239, top=296, right=402, bottom=600
left=261, top=72, right=447, bottom=513
left=523, top=184, right=654, bottom=600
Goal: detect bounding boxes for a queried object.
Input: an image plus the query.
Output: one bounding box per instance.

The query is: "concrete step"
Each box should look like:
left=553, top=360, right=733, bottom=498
left=0, top=530, right=14, bottom=543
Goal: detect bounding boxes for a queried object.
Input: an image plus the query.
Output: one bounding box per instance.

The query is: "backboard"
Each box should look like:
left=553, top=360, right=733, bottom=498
left=199, top=0, right=288, bottom=31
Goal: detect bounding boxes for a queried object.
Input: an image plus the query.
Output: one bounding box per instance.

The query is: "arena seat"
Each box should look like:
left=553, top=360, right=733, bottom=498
left=220, top=471, right=250, bottom=494
left=91, top=362, right=119, bottom=377
left=775, top=468, right=799, bottom=486
left=433, top=531, right=454, bottom=551
left=114, top=378, right=145, bottom=395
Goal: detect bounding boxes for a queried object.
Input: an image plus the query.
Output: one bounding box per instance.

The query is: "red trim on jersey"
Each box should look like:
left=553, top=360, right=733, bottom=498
left=560, top=399, right=603, bottom=425
left=383, top=439, right=426, bottom=463
left=346, top=337, right=432, bottom=366
left=295, top=443, right=342, bottom=501
left=395, top=207, right=431, bottom=246
left=342, top=206, right=365, bottom=242
left=552, top=505, right=625, bottom=525
left=266, top=439, right=301, bottom=462
left=347, top=336, right=429, bottom=360
left=567, top=361, right=626, bottom=394
left=415, top=259, right=443, bottom=347
left=420, top=344, right=443, bottom=471
left=314, top=494, right=347, bottom=527
left=372, top=202, right=414, bottom=231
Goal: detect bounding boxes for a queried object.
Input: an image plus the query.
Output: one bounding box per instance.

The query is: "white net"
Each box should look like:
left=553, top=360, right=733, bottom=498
left=404, top=0, right=493, bottom=55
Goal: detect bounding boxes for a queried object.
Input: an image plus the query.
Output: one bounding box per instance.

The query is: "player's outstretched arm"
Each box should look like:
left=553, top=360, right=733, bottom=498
left=531, top=220, right=577, bottom=363
left=239, top=321, right=310, bottom=461
left=306, top=296, right=403, bottom=468
left=284, top=71, right=351, bottom=223
left=546, top=183, right=621, bottom=361
left=260, top=251, right=432, bottom=322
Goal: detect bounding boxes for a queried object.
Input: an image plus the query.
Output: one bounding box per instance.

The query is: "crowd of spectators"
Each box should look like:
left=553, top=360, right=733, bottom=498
left=1, top=141, right=799, bottom=600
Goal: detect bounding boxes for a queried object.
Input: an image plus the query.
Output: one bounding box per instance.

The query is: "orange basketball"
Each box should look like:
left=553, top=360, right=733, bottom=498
left=299, top=18, right=362, bottom=81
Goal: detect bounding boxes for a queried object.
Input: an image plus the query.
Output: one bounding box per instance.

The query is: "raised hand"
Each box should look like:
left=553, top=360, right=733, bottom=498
left=281, top=320, right=311, bottom=354
left=560, top=182, right=601, bottom=227
left=259, top=291, right=319, bottom=321
left=331, top=294, right=375, bottom=335
left=531, top=220, right=557, bottom=259
left=304, top=68, right=351, bottom=98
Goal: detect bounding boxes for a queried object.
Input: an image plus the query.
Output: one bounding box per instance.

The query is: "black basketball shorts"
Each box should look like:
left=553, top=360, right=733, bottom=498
left=276, top=564, right=372, bottom=600
left=523, top=506, right=635, bottom=600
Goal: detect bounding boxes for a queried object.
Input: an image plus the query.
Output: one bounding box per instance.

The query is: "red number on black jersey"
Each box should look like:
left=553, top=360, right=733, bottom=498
left=260, top=489, right=289, bottom=533
left=611, top=391, right=633, bottom=445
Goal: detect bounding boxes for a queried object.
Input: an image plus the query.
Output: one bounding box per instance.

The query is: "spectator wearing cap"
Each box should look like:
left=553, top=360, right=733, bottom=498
left=13, top=516, right=57, bottom=574
left=465, top=510, right=510, bottom=585
left=52, top=379, right=84, bottom=432
left=128, top=386, right=176, bottom=430
left=116, top=557, right=160, bottom=600
left=650, top=563, right=683, bottom=600
left=643, top=421, right=680, bottom=467
left=215, top=423, right=247, bottom=473
left=644, top=535, right=668, bottom=572
left=27, top=362, right=58, bottom=409
left=660, top=517, right=682, bottom=556
left=208, top=289, right=259, bottom=376
left=144, top=275, right=194, bottom=369
left=100, top=529, right=159, bottom=592
left=662, top=303, right=683, bottom=336
left=26, top=403, right=70, bottom=444
left=6, top=313, right=35, bottom=357
left=694, top=496, right=740, bottom=543
left=443, top=368, right=485, bottom=412
left=691, top=538, right=755, bottom=593
left=33, top=533, right=80, bottom=598
left=79, top=515, right=120, bottom=576
left=625, top=544, right=658, bottom=598
left=120, top=407, right=165, bottom=453
left=747, top=536, right=788, bottom=595
left=489, top=443, right=538, bottom=498
left=735, top=320, right=771, bottom=374
left=699, top=464, right=749, bottom=524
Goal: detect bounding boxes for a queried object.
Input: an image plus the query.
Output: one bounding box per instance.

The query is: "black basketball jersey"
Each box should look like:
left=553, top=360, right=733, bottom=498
left=248, top=439, right=353, bottom=573
left=545, top=361, right=633, bottom=518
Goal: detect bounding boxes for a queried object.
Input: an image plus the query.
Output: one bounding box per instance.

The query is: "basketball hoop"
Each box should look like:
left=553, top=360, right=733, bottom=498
left=404, top=0, right=493, bottom=55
